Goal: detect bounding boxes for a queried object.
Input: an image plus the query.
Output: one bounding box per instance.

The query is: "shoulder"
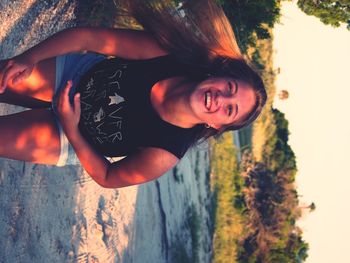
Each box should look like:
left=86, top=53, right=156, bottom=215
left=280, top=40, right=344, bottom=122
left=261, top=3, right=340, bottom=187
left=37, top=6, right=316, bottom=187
left=109, top=29, right=168, bottom=59
left=79, top=27, right=169, bottom=59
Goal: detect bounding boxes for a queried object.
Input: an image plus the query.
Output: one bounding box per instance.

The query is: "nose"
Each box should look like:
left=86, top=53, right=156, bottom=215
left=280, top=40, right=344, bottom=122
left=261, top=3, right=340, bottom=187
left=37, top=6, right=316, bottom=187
left=214, top=91, right=236, bottom=116
left=217, top=91, right=234, bottom=106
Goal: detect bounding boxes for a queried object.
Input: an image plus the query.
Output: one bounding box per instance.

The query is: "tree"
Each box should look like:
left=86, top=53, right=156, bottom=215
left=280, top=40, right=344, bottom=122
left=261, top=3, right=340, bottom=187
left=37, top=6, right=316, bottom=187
left=266, top=109, right=297, bottom=172
left=307, top=202, right=316, bottom=212
left=278, top=90, right=289, bottom=100
left=297, top=0, right=350, bottom=29
left=239, top=162, right=309, bottom=262
left=301, top=202, right=316, bottom=212
left=308, top=202, right=316, bottom=212
left=219, top=0, right=282, bottom=50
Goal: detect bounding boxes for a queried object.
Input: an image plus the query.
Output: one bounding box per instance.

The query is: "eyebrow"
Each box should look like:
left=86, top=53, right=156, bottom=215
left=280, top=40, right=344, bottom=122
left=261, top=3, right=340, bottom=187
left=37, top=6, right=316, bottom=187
left=233, top=80, right=238, bottom=94
left=232, top=80, right=239, bottom=119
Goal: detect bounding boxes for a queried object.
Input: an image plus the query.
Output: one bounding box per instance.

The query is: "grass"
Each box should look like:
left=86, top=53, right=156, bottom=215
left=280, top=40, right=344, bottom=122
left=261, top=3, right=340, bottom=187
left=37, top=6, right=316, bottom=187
left=210, top=132, right=246, bottom=263
left=250, top=37, right=278, bottom=161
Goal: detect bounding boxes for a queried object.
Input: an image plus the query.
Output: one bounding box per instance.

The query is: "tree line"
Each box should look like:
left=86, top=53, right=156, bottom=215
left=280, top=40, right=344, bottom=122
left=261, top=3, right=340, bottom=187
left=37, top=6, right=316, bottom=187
left=235, top=109, right=309, bottom=262
left=297, top=0, right=350, bottom=30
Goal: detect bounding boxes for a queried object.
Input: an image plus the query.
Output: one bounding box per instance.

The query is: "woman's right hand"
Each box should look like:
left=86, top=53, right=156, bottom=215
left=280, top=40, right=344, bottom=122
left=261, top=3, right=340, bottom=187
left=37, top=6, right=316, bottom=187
left=56, top=80, right=81, bottom=137
left=0, top=55, right=34, bottom=93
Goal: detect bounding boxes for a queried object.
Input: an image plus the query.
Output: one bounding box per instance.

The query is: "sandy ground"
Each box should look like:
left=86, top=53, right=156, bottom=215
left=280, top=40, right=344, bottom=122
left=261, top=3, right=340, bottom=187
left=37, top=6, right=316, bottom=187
left=0, top=1, right=212, bottom=262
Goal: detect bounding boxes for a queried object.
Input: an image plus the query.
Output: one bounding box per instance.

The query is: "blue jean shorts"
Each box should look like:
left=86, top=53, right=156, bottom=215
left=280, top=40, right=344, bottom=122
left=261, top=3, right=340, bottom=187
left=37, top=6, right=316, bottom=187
left=53, top=52, right=106, bottom=166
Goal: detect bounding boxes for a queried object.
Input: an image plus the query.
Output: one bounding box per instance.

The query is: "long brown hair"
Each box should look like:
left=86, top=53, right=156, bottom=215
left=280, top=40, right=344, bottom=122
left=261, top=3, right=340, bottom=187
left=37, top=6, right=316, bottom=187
left=118, top=0, right=242, bottom=60
left=118, top=0, right=267, bottom=140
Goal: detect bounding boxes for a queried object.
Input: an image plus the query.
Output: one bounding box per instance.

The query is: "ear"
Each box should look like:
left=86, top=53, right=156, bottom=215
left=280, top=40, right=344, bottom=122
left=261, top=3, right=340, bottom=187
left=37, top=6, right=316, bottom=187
left=210, top=124, right=221, bottom=130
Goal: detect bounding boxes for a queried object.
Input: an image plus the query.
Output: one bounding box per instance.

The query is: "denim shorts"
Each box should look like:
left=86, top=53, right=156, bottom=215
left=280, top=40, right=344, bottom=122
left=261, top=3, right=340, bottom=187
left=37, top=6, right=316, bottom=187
left=53, top=52, right=106, bottom=166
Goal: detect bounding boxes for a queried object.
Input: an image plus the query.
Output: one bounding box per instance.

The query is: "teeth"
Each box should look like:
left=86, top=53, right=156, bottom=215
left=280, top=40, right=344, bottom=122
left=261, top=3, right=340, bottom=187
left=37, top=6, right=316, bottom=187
left=205, top=91, right=211, bottom=110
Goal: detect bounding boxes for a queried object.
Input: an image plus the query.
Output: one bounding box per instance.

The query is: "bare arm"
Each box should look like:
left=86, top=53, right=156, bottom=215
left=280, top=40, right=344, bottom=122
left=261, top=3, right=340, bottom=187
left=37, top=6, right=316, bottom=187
left=57, top=81, right=178, bottom=188
left=69, top=126, right=178, bottom=188
left=22, top=27, right=168, bottom=63
left=1, top=27, right=167, bottom=91
left=68, top=125, right=178, bottom=188
left=102, top=148, right=179, bottom=188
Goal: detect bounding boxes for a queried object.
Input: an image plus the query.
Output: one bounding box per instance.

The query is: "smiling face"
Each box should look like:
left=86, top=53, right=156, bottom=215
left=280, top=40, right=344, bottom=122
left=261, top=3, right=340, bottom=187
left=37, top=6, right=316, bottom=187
left=189, top=77, right=256, bottom=129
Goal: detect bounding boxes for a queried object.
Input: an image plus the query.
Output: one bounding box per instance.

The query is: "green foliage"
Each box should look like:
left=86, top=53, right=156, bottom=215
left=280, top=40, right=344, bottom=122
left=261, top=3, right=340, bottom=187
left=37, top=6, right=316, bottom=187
left=238, top=103, right=307, bottom=261
left=297, top=0, right=350, bottom=29
left=263, top=108, right=297, bottom=174
left=232, top=166, right=247, bottom=213
left=237, top=162, right=309, bottom=262
left=219, top=0, right=282, bottom=50
left=262, top=234, right=309, bottom=262
left=251, top=49, right=266, bottom=71
left=233, top=193, right=246, bottom=213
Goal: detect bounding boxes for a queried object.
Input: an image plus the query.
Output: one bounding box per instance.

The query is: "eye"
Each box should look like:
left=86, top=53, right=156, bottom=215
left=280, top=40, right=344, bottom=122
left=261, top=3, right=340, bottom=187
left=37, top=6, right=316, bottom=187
left=227, top=104, right=238, bottom=118
left=228, top=82, right=233, bottom=94
left=227, top=105, right=233, bottom=116
left=228, top=81, right=238, bottom=95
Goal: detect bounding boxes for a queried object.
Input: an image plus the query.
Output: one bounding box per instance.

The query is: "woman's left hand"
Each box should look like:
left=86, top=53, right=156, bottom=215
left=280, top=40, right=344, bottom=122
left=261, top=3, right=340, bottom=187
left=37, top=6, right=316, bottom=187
left=0, top=56, right=35, bottom=93
left=57, top=80, right=81, bottom=136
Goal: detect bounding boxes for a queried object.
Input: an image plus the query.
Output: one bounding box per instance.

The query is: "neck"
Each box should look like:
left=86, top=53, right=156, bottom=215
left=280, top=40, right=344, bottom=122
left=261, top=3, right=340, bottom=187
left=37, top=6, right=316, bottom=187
left=151, top=77, right=199, bottom=128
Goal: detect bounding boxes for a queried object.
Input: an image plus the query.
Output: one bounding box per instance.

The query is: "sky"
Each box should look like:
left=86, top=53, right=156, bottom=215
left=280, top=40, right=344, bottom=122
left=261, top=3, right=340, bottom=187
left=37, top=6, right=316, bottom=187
left=273, top=1, right=350, bottom=262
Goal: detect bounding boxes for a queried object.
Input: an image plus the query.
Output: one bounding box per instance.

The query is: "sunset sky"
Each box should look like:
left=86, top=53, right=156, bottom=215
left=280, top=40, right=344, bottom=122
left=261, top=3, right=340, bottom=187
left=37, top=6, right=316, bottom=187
left=273, top=2, right=350, bottom=262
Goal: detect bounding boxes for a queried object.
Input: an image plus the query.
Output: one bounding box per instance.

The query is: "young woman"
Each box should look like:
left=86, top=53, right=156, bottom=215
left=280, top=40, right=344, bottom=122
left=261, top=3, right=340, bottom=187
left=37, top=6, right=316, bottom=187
left=0, top=0, right=266, bottom=188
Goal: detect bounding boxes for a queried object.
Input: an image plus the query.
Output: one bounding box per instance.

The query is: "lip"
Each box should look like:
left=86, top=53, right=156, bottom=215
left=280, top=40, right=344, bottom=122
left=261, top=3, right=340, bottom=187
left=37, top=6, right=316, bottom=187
left=204, top=90, right=220, bottom=112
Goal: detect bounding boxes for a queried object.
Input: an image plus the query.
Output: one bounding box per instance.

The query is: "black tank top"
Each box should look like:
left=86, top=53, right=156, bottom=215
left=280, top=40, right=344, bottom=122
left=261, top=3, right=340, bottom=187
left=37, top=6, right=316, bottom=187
left=76, top=55, right=202, bottom=158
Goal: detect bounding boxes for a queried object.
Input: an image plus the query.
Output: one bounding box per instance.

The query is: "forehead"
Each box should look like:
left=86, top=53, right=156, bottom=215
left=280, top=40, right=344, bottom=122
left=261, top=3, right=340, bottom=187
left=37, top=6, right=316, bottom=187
left=235, top=80, right=256, bottom=122
left=206, top=76, right=236, bottom=82
left=206, top=76, right=248, bottom=86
